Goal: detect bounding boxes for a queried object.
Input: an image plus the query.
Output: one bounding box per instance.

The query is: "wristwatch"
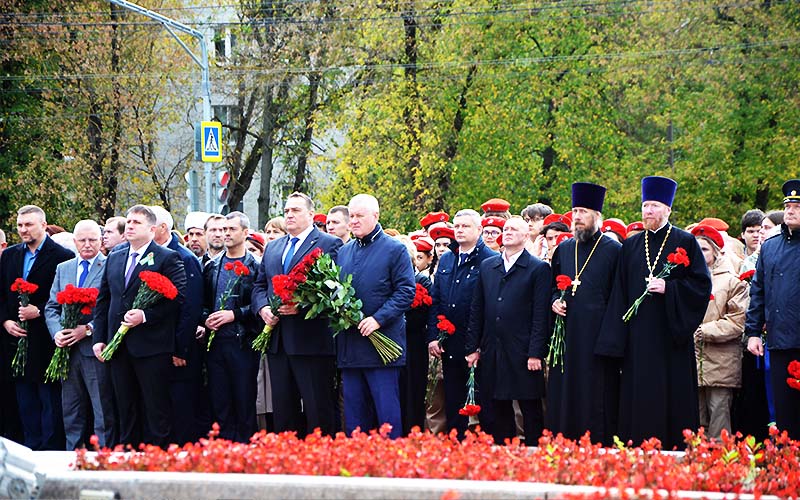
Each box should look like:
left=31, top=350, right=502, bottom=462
left=85, top=323, right=93, bottom=337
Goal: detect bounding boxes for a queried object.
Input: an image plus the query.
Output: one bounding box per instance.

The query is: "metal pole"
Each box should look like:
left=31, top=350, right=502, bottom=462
left=107, top=0, right=214, bottom=211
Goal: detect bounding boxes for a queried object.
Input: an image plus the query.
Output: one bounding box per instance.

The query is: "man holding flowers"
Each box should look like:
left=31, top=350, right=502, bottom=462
left=546, top=183, right=622, bottom=445
left=44, top=219, right=115, bottom=449
left=91, top=205, right=186, bottom=447
left=596, top=177, right=710, bottom=449
left=202, top=211, right=260, bottom=442
left=251, top=192, right=342, bottom=436
left=0, top=205, right=73, bottom=450
left=337, top=194, right=415, bottom=439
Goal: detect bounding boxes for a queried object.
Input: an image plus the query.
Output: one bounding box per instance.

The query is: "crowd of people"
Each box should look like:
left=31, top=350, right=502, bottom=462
left=0, top=175, right=798, bottom=452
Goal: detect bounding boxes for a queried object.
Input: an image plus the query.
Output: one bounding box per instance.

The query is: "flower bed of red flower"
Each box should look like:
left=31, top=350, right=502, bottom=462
left=74, top=425, right=799, bottom=498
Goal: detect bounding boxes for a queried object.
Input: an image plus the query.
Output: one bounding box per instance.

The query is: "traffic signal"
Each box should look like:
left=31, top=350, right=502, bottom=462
left=216, top=170, right=230, bottom=214
left=185, top=169, right=199, bottom=213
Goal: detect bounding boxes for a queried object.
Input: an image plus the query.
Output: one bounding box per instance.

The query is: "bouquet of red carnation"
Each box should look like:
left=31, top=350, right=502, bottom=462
left=290, top=248, right=403, bottom=365
left=547, top=274, right=573, bottom=372
left=101, top=271, right=178, bottom=361
left=207, top=260, right=250, bottom=351
left=425, top=315, right=456, bottom=405
left=739, top=269, right=756, bottom=283
left=45, top=285, right=99, bottom=382
left=10, top=278, right=39, bottom=377
left=411, top=283, right=432, bottom=309
left=251, top=272, right=299, bottom=353
left=458, top=365, right=480, bottom=417
left=787, top=360, right=800, bottom=392
left=623, top=247, right=690, bottom=322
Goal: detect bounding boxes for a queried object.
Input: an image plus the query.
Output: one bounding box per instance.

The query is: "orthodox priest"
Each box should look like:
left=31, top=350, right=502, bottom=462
left=596, top=176, right=711, bottom=449
left=546, top=182, right=622, bottom=445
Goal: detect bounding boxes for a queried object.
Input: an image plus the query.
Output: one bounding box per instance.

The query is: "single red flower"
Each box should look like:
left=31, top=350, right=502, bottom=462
left=458, top=404, right=481, bottom=416
left=555, top=274, right=573, bottom=291
left=709, top=294, right=715, bottom=301
left=739, top=269, right=756, bottom=282
left=223, top=262, right=235, bottom=271
left=788, top=378, right=800, bottom=391
left=788, top=360, right=800, bottom=379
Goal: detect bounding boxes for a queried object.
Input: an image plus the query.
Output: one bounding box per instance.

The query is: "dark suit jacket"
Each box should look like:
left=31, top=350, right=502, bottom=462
left=466, top=249, right=551, bottom=400
left=45, top=254, right=107, bottom=357
left=251, top=227, right=343, bottom=356
left=93, top=240, right=186, bottom=358
left=0, top=236, right=75, bottom=381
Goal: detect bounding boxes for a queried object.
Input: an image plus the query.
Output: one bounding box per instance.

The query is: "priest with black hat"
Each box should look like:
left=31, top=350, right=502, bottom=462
left=745, top=179, right=800, bottom=438
left=546, top=182, right=622, bottom=445
left=596, top=176, right=711, bottom=449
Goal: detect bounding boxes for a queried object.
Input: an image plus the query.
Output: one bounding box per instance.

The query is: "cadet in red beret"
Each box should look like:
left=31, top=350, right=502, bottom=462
left=691, top=225, right=724, bottom=250
left=313, top=213, right=328, bottom=232
left=481, top=216, right=505, bottom=251
left=626, top=221, right=644, bottom=238
left=429, top=226, right=455, bottom=272
left=601, top=219, right=627, bottom=243
left=419, top=211, right=450, bottom=234
left=413, top=237, right=436, bottom=277
left=481, top=198, right=512, bottom=219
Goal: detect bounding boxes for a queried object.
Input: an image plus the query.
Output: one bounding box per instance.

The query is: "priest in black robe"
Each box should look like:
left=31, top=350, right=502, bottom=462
left=596, top=176, right=711, bottom=450
left=546, top=182, right=622, bottom=445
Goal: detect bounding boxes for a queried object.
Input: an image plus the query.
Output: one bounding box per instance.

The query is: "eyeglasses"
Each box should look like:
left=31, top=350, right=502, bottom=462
left=523, top=216, right=544, bottom=223
left=482, top=229, right=501, bottom=237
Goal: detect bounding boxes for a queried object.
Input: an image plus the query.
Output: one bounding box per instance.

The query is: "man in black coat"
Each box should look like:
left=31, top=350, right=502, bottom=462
left=0, top=205, right=74, bottom=450
left=466, top=217, right=551, bottom=445
left=252, top=192, right=342, bottom=436
left=596, top=176, right=711, bottom=449
left=546, top=183, right=622, bottom=445
left=91, top=205, right=186, bottom=447
left=427, top=209, right=497, bottom=437
left=202, top=211, right=260, bottom=442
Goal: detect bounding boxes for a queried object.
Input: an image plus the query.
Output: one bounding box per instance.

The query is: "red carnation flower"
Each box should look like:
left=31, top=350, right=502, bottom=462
left=739, top=270, right=756, bottom=282
left=555, top=274, right=573, bottom=291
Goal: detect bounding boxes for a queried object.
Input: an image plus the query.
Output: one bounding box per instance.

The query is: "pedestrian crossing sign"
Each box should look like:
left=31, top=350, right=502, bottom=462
left=201, top=121, right=222, bottom=162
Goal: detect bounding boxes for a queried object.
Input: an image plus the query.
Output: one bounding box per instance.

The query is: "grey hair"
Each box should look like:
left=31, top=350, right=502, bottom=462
left=149, top=206, right=174, bottom=231
left=454, top=209, right=482, bottom=228
left=17, top=205, right=46, bottom=222
left=73, top=219, right=102, bottom=236
left=349, top=194, right=380, bottom=214
left=226, top=211, right=250, bottom=229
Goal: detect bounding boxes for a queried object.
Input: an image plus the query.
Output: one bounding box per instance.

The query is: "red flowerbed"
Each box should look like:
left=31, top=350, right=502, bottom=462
left=75, top=425, right=799, bottom=498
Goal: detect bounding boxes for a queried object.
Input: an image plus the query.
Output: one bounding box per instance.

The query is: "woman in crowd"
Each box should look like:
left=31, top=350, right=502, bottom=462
left=263, top=216, right=287, bottom=242
left=691, top=225, right=749, bottom=439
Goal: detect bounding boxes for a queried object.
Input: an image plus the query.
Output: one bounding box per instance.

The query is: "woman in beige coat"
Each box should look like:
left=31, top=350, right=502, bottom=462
left=692, top=225, right=750, bottom=438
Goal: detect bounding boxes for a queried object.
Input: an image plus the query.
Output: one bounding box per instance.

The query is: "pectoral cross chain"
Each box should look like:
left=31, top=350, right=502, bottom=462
left=571, top=279, right=581, bottom=296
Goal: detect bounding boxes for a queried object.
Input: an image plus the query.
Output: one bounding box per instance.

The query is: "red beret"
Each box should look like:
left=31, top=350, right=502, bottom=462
left=481, top=198, right=511, bottom=213
left=543, top=213, right=571, bottom=227
left=692, top=225, right=724, bottom=249
left=697, top=217, right=729, bottom=232
left=429, top=226, right=455, bottom=241
left=419, top=211, right=449, bottom=228
left=556, top=233, right=573, bottom=246
left=496, top=234, right=503, bottom=247
left=247, top=232, right=265, bottom=246
left=626, top=221, right=644, bottom=232
left=313, top=213, right=327, bottom=224
left=602, top=220, right=627, bottom=240
left=413, top=237, right=434, bottom=253
left=481, top=216, right=506, bottom=229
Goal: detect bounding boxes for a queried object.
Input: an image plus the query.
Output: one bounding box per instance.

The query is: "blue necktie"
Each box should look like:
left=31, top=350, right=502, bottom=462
left=78, top=260, right=90, bottom=287
left=458, top=253, right=468, bottom=266
left=124, top=252, right=139, bottom=287
left=283, top=237, right=300, bottom=274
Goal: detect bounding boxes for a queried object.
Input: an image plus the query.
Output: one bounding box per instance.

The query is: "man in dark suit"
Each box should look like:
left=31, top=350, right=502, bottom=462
left=45, top=219, right=116, bottom=449
left=151, top=206, right=206, bottom=445
left=0, top=205, right=74, bottom=450
left=466, top=217, right=551, bottom=445
left=91, top=205, right=186, bottom=447
left=252, top=192, right=342, bottom=436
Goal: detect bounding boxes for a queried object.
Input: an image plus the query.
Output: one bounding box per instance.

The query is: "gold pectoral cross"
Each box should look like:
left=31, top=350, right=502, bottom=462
left=571, top=279, right=581, bottom=296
